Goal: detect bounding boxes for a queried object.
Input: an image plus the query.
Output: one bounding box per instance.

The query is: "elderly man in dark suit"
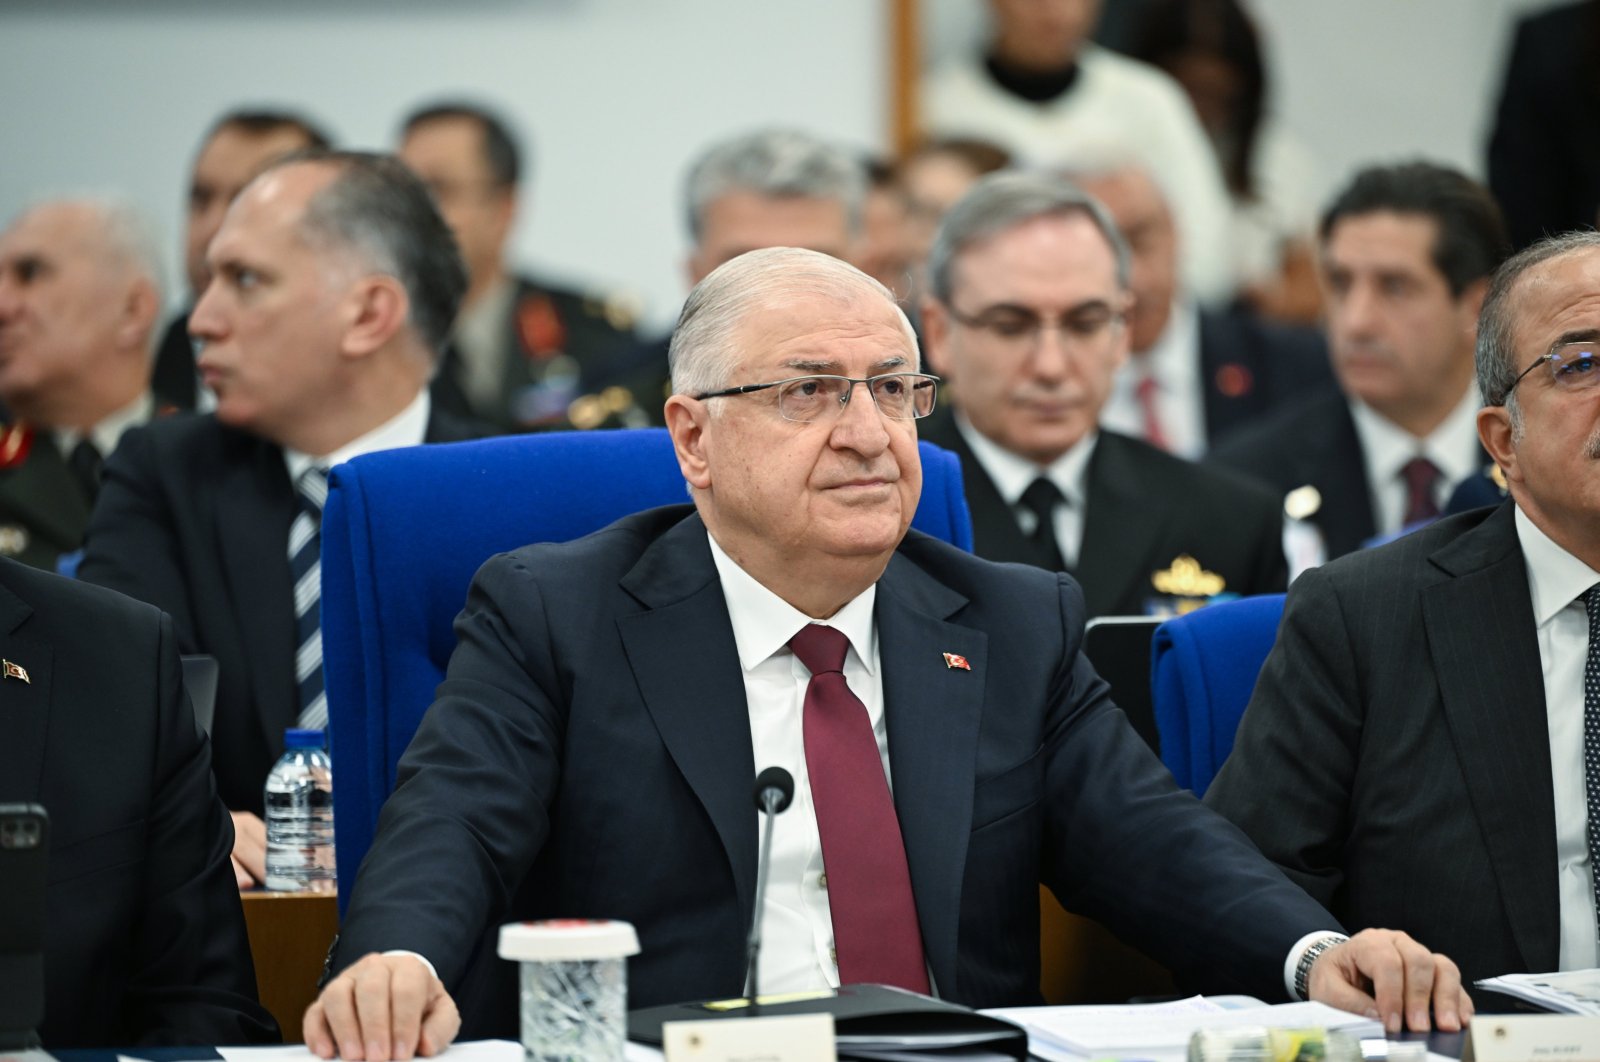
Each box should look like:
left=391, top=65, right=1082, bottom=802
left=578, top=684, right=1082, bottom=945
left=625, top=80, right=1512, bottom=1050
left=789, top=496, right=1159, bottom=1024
left=0, top=557, right=276, bottom=1046
left=306, top=246, right=1468, bottom=1059
left=79, top=151, right=483, bottom=889
left=1208, top=230, right=1600, bottom=994
left=917, top=171, right=1286, bottom=617
left=1208, top=162, right=1509, bottom=560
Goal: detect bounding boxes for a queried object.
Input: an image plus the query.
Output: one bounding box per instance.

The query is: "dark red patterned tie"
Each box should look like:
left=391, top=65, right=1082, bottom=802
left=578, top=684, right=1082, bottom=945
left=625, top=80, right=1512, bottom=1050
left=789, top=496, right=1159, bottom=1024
left=1400, top=456, right=1442, bottom=525
left=789, top=623, right=930, bottom=992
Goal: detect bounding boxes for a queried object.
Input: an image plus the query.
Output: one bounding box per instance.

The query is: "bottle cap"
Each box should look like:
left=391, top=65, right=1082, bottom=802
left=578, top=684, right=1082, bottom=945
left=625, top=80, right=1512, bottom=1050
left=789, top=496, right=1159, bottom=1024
left=498, top=919, right=640, bottom=962
left=284, top=728, right=326, bottom=749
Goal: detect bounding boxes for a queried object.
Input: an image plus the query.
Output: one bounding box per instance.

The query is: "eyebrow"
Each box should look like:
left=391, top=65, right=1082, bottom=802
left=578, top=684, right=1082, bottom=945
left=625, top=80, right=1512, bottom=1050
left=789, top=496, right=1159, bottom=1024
left=778, top=355, right=912, bottom=375
left=1552, top=329, right=1600, bottom=348
left=967, top=298, right=1115, bottom=316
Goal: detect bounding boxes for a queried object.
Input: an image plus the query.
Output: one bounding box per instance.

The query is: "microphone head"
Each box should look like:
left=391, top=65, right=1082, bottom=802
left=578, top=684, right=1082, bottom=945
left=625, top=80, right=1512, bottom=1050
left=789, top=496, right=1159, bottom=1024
left=753, top=766, right=794, bottom=814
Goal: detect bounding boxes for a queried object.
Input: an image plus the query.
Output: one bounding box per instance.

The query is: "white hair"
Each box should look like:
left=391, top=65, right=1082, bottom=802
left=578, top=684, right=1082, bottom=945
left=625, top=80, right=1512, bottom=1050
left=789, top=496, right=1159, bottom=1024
left=668, top=246, right=916, bottom=400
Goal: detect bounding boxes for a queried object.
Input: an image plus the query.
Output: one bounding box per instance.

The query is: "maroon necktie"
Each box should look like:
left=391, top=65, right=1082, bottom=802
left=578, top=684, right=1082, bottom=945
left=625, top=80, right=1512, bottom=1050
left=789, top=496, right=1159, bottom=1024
left=789, top=624, right=930, bottom=993
left=1400, top=456, right=1442, bottom=525
left=1136, top=375, right=1171, bottom=452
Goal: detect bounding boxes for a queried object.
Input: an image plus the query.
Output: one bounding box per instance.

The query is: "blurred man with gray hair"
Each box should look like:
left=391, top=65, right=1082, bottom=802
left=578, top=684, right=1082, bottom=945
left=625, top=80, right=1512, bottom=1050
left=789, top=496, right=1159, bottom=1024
left=79, top=151, right=484, bottom=888
left=622, top=128, right=869, bottom=417
left=0, top=197, right=164, bottom=570
left=918, top=171, right=1286, bottom=617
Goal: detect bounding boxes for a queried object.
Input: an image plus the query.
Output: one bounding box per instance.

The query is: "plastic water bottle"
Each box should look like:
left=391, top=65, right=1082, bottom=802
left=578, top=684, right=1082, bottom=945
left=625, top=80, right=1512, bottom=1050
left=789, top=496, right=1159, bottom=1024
left=263, top=727, right=336, bottom=892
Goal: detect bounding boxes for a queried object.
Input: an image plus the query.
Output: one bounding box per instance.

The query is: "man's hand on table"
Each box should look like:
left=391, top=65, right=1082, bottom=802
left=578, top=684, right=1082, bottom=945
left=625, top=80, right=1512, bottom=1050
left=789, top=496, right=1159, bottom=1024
left=1309, top=928, right=1473, bottom=1034
left=231, top=810, right=267, bottom=889
left=305, top=952, right=461, bottom=1060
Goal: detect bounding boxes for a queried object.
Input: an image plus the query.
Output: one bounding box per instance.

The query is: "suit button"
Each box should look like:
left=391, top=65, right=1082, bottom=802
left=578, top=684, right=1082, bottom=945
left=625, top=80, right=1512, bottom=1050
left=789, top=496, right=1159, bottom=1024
left=818, top=873, right=827, bottom=890
left=830, top=947, right=837, bottom=965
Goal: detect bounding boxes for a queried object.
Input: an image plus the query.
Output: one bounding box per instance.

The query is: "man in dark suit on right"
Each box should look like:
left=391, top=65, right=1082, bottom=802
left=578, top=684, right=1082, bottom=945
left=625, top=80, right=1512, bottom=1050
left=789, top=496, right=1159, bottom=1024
left=303, top=246, right=1469, bottom=1060
left=80, top=151, right=482, bottom=889
left=1208, top=229, right=1600, bottom=991
left=1209, top=162, right=1510, bottom=561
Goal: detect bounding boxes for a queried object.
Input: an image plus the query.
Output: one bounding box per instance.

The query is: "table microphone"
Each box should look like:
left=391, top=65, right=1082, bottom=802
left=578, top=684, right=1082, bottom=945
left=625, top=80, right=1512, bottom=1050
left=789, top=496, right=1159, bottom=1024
left=744, top=766, right=795, bottom=1007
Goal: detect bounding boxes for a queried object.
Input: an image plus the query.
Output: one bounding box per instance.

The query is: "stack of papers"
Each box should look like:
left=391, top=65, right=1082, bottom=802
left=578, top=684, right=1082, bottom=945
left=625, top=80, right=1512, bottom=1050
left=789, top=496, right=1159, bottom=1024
left=983, top=996, right=1384, bottom=1062
left=1476, top=969, right=1600, bottom=1015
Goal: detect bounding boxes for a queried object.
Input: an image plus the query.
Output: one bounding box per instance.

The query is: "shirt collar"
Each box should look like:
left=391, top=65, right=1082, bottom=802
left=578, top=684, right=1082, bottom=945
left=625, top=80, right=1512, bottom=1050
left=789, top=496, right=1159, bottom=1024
left=706, top=530, right=878, bottom=675
left=54, top=391, right=153, bottom=458
left=1347, top=382, right=1482, bottom=486
left=953, top=411, right=1097, bottom=509
left=1136, top=298, right=1200, bottom=391
left=283, top=389, right=432, bottom=483
left=1516, top=504, right=1600, bottom=627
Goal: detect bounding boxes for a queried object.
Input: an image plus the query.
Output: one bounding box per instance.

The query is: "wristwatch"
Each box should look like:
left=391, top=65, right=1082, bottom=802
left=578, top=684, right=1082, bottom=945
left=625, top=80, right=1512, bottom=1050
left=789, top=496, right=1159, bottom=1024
left=1294, top=933, right=1349, bottom=1000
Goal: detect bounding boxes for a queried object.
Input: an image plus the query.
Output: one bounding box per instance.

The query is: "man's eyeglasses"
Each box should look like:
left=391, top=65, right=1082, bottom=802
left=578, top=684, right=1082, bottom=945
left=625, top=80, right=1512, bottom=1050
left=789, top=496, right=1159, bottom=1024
left=1500, top=340, right=1600, bottom=402
left=694, top=372, right=940, bottom=423
left=944, top=301, right=1125, bottom=354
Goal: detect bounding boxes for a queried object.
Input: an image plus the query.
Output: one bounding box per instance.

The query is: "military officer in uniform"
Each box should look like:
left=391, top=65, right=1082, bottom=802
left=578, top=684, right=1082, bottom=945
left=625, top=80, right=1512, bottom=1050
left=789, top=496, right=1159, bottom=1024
left=0, top=199, right=164, bottom=570
left=397, top=101, right=644, bottom=432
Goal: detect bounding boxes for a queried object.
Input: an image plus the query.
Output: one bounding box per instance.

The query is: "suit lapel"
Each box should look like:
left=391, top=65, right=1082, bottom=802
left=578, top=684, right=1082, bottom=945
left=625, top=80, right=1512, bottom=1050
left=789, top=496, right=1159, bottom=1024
left=0, top=575, right=51, bottom=802
left=1075, top=435, right=1171, bottom=616
left=1422, top=504, right=1560, bottom=971
left=875, top=552, right=986, bottom=998
left=617, top=514, right=760, bottom=931
left=216, top=439, right=297, bottom=753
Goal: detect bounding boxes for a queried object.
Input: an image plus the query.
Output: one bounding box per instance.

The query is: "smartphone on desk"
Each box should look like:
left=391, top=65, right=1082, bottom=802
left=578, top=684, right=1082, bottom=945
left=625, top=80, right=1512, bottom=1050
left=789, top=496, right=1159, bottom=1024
left=0, top=803, right=49, bottom=1049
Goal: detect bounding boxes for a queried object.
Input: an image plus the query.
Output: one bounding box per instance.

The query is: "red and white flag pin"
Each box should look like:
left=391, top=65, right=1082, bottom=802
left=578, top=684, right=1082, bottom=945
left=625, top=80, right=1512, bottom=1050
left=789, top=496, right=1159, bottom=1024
left=3, top=659, right=30, bottom=684
left=942, top=652, right=971, bottom=671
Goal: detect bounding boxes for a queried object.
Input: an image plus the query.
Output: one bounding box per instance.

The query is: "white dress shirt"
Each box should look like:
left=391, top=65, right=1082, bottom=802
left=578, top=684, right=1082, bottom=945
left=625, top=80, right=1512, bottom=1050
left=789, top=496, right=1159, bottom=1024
left=1347, top=385, right=1482, bottom=538
left=53, top=390, right=153, bottom=461
left=1101, top=300, right=1206, bottom=459
left=706, top=532, right=886, bottom=994
left=1515, top=505, right=1600, bottom=970
left=282, top=389, right=432, bottom=483
left=955, top=414, right=1096, bottom=568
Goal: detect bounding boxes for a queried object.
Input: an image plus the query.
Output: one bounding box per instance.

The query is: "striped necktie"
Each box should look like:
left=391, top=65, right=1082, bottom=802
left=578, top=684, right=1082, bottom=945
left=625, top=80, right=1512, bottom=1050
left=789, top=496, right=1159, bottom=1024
left=290, top=466, right=329, bottom=730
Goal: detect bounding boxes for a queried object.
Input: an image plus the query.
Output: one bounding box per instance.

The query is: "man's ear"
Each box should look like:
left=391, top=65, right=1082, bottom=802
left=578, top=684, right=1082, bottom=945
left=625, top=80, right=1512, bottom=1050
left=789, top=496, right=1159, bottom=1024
left=921, top=298, right=952, bottom=379
left=665, top=394, right=713, bottom=489
left=1477, top=403, right=1519, bottom=485
left=118, top=277, right=160, bottom=353
left=341, top=275, right=409, bottom=358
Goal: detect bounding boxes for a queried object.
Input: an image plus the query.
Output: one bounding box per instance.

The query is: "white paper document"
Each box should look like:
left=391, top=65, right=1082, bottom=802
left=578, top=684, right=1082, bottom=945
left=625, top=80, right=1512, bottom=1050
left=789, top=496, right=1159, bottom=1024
left=1476, top=968, right=1600, bottom=1014
left=218, top=1041, right=523, bottom=1062
left=984, top=996, right=1383, bottom=1062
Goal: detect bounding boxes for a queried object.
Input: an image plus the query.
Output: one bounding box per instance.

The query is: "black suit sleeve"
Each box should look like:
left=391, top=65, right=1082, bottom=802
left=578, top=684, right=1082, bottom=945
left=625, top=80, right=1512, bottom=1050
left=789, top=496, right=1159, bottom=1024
left=78, top=425, right=202, bottom=653
left=1039, top=574, right=1337, bottom=1000
left=1204, top=565, right=1360, bottom=909
left=129, top=612, right=278, bottom=1044
left=332, top=551, right=563, bottom=987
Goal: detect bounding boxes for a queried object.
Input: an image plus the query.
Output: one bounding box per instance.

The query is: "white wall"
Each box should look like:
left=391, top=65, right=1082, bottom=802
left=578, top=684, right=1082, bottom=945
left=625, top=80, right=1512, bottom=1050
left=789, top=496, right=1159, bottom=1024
left=0, top=0, right=887, bottom=330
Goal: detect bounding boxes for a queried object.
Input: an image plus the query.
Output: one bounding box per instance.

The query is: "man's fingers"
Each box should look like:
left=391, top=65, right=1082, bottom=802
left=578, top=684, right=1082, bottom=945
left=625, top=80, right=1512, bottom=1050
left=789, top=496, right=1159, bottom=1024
left=1428, top=954, right=1468, bottom=1032
left=303, top=1000, right=336, bottom=1059
left=316, top=973, right=365, bottom=1060
left=1395, top=937, right=1438, bottom=1031
left=231, top=853, right=254, bottom=890
left=1312, top=975, right=1380, bottom=1026
left=230, top=810, right=268, bottom=882
left=351, top=961, right=395, bottom=1062
left=417, top=986, right=461, bottom=1058
left=387, top=958, right=433, bottom=1061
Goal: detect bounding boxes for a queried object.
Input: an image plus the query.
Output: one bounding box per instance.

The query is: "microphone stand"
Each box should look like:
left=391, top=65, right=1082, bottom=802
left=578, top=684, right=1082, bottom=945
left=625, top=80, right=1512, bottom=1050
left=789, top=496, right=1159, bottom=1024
left=744, top=786, right=782, bottom=1014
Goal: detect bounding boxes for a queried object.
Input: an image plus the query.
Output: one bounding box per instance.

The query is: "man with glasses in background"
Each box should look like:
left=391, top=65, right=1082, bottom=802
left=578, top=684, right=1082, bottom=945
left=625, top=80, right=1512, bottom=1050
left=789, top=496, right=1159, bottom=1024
left=1208, top=230, right=1600, bottom=995
left=307, top=246, right=1469, bottom=1057
left=917, top=172, right=1285, bottom=617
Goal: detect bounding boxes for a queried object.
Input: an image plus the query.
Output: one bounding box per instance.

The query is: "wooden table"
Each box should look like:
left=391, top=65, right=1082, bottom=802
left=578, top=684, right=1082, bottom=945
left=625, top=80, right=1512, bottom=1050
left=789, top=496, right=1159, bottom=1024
left=240, top=889, right=339, bottom=1041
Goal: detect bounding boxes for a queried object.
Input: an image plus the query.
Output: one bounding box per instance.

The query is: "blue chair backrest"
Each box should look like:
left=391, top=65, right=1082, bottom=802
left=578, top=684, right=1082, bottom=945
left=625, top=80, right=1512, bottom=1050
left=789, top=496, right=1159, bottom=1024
left=322, top=428, right=973, bottom=911
left=1149, top=593, right=1285, bottom=796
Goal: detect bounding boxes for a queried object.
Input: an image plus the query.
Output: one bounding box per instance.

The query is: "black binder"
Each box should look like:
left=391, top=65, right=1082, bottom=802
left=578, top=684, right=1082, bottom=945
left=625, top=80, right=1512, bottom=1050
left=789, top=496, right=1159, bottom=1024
left=629, top=983, right=1029, bottom=1062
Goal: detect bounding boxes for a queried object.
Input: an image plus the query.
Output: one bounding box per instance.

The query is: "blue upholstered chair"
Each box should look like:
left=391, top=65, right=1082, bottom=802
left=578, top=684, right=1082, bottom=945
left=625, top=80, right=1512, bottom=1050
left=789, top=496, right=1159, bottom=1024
left=1149, top=593, right=1286, bottom=796
left=321, top=428, right=974, bottom=909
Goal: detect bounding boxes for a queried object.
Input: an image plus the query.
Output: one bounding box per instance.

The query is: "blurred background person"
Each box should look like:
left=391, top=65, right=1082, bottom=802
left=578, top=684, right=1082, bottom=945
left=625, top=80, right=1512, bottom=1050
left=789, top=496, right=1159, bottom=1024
left=895, top=137, right=1012, bottom=312
left=154, top=108, right=331, bottom=411
left=860, top=156, right=916, bottom=303
left=0, top=199, right=164, bottom=571
left=397, top=100, right=645, bottom=432
left=1487, top=0, right=1600, bottom=252
left=1070, top=157, right=1332, bottom=457
left=921, top=0, right=1237, bottom=304
left=1209, top=161, right=1511, bottom=560
left=1126, top=0, right=1325, bottom=325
